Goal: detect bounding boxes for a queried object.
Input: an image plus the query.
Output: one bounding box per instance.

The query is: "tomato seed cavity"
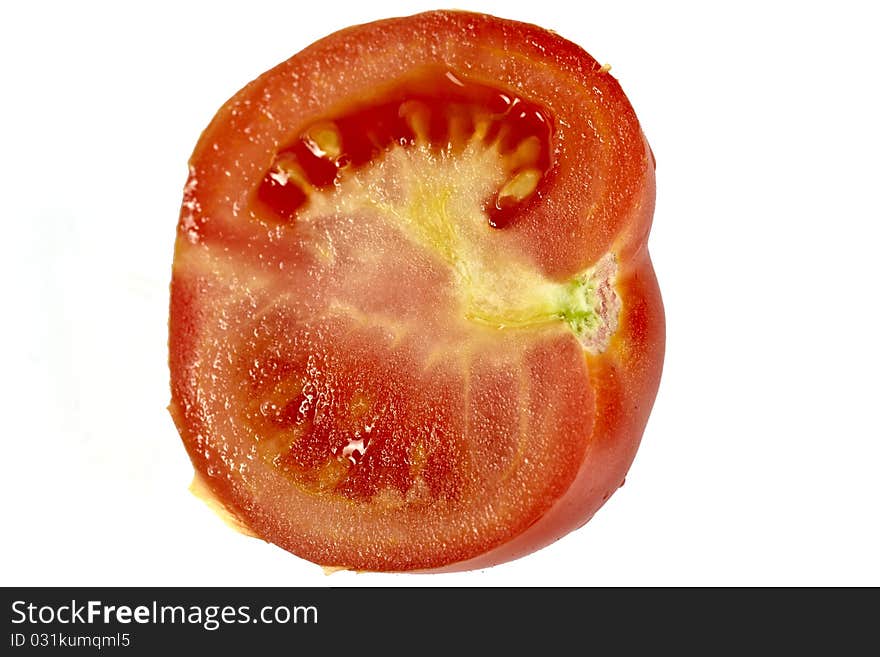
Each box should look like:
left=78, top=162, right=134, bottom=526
left=254, top=67, right=554, bottom=229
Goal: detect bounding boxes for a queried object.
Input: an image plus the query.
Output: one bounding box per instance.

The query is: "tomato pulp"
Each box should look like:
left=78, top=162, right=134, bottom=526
left=169, top=11, right=664, bottom=571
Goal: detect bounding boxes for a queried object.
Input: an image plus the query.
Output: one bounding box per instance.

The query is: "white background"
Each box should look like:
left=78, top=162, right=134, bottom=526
left=3, top=0, right=878, bottom=586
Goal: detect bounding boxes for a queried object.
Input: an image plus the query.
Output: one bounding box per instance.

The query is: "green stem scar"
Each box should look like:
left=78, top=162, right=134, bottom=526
left=463, top=252, right=620, bottom=355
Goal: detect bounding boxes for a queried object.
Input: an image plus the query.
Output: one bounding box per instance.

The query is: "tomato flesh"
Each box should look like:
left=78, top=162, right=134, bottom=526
left=170, top=10, right=664, bottom=572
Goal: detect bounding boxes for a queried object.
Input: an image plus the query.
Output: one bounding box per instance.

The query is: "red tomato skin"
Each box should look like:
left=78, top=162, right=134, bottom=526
left=169, top=10, right=664, bottom=572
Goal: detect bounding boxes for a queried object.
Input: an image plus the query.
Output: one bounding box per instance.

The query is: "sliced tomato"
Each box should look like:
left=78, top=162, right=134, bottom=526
left=169, top=10, right=664, bottom=571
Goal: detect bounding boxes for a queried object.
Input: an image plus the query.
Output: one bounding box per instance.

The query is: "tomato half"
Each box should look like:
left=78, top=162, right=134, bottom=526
left=169, top=10, right=664, bottom=572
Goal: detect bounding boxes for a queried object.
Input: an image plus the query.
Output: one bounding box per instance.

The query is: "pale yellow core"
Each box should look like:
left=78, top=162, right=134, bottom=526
left=297, top=140, right=619, bottom=353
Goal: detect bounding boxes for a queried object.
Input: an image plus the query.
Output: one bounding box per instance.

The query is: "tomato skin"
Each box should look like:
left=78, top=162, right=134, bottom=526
left=170, top=10, right=664, bottom=571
